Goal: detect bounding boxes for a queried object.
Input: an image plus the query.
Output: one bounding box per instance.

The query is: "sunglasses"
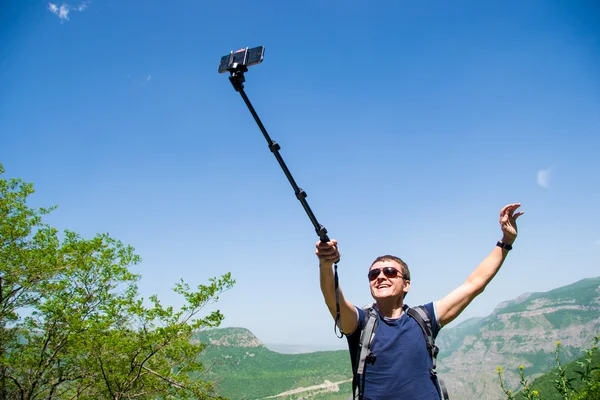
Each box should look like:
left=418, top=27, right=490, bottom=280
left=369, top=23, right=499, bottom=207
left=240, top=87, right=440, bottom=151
left=368, top=267, right=404, bottom=281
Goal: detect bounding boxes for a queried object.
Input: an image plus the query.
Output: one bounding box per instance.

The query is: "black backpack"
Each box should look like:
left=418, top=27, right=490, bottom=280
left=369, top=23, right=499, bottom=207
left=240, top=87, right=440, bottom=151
left=351, top=304, right=450, bottom=400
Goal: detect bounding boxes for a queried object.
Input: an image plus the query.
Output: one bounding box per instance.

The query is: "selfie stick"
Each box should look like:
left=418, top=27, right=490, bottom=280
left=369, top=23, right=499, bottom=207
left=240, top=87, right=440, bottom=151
left=227, top=67, right=332, bottom=243
left=222, top=50, right=343, bottom=337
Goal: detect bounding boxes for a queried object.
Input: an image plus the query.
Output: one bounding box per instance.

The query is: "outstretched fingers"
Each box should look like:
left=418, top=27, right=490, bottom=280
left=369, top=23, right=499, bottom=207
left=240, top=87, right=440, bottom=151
left=500, top=203, right=523, bottom=219
left=500, top=203, right=520, bottom=215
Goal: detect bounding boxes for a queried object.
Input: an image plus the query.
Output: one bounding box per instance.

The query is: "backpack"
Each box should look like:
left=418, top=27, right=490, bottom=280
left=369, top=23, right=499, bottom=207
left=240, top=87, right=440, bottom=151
left=351, top=304, right=450, bottom=400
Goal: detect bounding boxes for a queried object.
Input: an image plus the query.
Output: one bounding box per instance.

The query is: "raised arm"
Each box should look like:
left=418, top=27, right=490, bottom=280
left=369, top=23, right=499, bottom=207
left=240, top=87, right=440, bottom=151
left=316, top=240, right=359, bottom=335
left=436, top=203, right=524, bottom=327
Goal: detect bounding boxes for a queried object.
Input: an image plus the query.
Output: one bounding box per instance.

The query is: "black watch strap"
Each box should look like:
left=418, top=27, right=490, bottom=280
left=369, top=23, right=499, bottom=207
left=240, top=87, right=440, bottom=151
left=496, top=241, right=513, bottom=251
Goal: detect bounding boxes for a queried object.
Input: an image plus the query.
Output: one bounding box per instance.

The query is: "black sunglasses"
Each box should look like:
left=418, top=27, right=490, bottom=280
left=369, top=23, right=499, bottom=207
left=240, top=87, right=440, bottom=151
left=368, top=267, right=404, bottom=281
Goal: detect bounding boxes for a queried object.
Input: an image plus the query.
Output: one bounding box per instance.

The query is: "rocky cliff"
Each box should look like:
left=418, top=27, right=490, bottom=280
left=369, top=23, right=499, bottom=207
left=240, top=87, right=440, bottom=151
left=194, top=326, right=264, bottom=348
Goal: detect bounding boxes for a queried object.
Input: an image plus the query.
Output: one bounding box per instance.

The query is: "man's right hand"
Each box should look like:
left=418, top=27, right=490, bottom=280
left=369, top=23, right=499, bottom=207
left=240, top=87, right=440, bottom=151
left=315, top=240, right=340, bottom=267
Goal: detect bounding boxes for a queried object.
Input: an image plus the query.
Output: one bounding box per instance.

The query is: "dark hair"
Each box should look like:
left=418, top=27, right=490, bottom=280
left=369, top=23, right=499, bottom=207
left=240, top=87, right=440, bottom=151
left=370, top=255, right=410, bottom=281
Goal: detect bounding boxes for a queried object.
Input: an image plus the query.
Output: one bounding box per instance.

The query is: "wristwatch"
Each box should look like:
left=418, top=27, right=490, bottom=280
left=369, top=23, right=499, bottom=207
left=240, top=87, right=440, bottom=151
left=496, top=241, right=513, bottom=251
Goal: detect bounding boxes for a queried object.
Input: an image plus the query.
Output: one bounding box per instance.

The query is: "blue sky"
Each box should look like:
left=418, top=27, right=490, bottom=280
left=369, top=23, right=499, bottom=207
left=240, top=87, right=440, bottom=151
left=1, top=1, right=599, bottom=350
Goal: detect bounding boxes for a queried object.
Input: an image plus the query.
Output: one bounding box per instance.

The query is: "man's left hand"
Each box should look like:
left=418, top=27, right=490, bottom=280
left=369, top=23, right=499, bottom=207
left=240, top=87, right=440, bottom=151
left=499, top=203, right=524, bottom=245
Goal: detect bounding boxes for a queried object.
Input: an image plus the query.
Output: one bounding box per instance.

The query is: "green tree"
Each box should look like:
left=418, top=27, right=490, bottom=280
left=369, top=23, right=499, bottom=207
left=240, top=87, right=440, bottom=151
left=1, top=163, right=61, bottom=399
left=0, top=164, right=235, bottom=399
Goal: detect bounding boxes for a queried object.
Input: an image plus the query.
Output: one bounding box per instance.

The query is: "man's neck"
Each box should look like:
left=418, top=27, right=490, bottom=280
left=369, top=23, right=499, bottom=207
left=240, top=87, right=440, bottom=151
left=375, top=298, right=405, bottom=319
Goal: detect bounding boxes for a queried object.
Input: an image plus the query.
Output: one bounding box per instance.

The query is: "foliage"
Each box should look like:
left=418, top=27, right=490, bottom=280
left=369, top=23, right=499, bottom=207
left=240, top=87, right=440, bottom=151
left=497, top=335, right=600, bottom=400
left=0, top=164, right=235, bottom=399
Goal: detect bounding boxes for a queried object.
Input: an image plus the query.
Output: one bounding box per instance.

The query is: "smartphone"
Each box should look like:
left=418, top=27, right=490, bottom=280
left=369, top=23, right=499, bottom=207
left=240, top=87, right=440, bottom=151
left=218, top=46, right=265, bottom=74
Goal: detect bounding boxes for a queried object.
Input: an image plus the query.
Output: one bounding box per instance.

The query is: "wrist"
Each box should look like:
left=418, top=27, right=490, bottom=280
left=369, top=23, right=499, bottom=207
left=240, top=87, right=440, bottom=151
left=496, top=240, right=513, bottom=251
left=500, top=235, right=515, bottom=246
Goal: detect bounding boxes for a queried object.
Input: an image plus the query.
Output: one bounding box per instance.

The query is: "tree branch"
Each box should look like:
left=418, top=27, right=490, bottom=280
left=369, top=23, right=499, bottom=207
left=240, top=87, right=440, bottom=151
left=3, top=373, right=25, bottom=400
left=141, top=366, right=187, bottom=390
left=97, top=355, right=114, bottom=398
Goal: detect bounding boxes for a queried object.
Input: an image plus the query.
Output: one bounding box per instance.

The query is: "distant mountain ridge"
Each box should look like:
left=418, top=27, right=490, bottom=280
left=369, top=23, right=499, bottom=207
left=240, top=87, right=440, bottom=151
left=194, top=328, right=342, bottom=354
left=264, top=343, right=345, bottom=354
left=196, top=277, right=600, bottom=400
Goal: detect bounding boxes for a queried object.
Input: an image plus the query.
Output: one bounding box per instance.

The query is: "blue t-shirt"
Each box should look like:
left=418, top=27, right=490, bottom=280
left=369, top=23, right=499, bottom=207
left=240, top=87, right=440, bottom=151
left=347, top=302, right=442, bottom=400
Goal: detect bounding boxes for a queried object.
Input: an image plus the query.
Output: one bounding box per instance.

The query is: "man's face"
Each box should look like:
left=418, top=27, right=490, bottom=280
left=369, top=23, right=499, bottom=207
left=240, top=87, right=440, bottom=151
left=368, top=260, right=410, bottom=301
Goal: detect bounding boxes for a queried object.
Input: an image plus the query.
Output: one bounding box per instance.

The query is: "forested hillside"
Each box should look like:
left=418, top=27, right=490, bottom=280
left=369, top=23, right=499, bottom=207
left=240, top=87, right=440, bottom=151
left=194, top=328, right=352, bottom=399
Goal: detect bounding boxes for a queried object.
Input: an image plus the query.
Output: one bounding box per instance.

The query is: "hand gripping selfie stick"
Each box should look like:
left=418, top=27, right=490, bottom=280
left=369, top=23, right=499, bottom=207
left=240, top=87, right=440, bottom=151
left=219, top=46, right=343, bottom=337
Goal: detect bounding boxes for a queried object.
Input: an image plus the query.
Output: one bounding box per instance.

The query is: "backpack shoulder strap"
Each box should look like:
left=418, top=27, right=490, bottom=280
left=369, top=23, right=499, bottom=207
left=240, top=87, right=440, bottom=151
left=351, top=304, right=378, bottom=399
left=356, top=305, right=378, bottom=375
left=405, top=305, right=450, bottom=400
left=405, top=305, right=435, bottom=354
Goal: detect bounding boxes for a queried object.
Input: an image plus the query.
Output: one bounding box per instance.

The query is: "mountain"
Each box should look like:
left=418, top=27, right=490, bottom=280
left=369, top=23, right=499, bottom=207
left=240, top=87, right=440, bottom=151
left=196, top=277, right=600, bottom=400
left=436, top=277, right=600, bottom=399
left=194, top=328, right=352, bottom=399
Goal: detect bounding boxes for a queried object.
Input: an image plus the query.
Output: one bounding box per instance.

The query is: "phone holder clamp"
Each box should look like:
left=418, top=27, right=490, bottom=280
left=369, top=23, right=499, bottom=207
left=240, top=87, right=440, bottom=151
left=228, top=65, right=248, bottom=92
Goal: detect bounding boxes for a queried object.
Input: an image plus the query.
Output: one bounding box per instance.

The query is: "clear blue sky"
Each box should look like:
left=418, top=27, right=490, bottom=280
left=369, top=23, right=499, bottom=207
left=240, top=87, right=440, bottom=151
left=2, top=1, right=599, bottom=350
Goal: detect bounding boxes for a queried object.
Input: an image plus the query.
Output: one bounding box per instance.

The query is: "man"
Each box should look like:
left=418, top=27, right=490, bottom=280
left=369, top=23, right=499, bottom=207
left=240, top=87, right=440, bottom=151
left=316, top=203, right=524, bottom=399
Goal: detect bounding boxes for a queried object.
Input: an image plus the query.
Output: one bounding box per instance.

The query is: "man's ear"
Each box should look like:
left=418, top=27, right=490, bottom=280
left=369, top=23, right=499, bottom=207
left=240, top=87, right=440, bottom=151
left=403, top=280, right=411, bottom=294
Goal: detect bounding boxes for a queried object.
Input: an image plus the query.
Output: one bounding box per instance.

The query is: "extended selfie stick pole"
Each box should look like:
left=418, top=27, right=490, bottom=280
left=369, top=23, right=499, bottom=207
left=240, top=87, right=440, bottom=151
left=228, top=66, right=331, bottom=243
left=226, top=64, right=343, bottom=338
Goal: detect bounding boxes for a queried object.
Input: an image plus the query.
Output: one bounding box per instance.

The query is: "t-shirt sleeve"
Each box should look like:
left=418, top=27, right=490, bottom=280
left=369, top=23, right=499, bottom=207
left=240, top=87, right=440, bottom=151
left=345, top=306, right=366, bottom=372
left=346, top=306, right=365, bottom=337
left=425, top=302, right=441, bottom=338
